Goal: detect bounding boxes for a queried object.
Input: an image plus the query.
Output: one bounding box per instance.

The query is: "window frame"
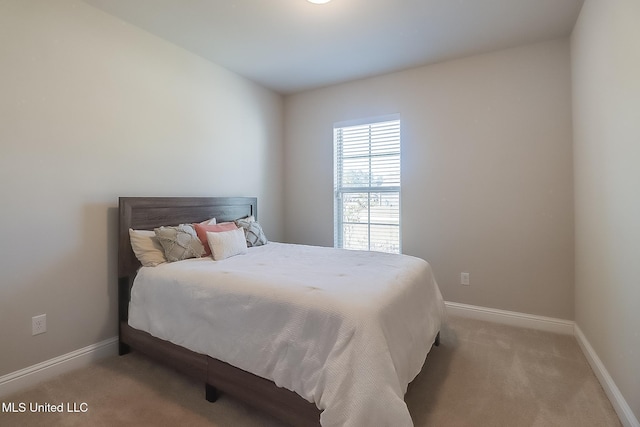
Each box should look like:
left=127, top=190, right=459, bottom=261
left=333, top=114, right=401, bottom=254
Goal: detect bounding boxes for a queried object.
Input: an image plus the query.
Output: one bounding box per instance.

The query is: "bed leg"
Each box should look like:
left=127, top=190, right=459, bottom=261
left=434, top=332, right=441, bottom=347
left=205, top=383, right=219, bottom=402
left=119, top=342, right=131, bottom=356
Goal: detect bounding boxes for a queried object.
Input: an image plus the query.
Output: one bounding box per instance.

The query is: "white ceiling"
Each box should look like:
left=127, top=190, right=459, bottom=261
left=84, top=0, right=584, bottom=95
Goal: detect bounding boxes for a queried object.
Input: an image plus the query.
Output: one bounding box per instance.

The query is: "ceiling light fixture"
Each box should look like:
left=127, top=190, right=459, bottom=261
left=308, top=0, right=331, bottom=4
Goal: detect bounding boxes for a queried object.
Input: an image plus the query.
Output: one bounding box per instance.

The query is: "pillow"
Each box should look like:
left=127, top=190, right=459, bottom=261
left=196, top=217, right=217, bottom=225
left=235, top=217, right=268, bottom=247
left=194, top=222, right=238, bottom=256
left=237, top=215, right=255, bottom=223
left=129, top=229, right=167, bottom=267
left=154, top=224, right=204, bottom=262
left=206, top=228, right=248, bottom=261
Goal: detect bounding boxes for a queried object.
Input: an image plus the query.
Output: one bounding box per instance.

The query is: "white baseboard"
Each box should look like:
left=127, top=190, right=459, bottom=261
left=574, top=325, right=640, bottom=427
left=445, top=301, right=638, bottom=427
left=0, top=336, right=119, bottom=399
left=444, top=301, right=575, bottom=335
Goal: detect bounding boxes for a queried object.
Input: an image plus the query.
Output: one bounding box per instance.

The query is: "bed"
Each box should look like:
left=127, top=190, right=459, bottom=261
left=118, top=196, right=444, bottom=427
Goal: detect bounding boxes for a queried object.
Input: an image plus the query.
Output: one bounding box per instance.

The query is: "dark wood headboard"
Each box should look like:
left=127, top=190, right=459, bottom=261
left=118, top=196, right=257, bottom=321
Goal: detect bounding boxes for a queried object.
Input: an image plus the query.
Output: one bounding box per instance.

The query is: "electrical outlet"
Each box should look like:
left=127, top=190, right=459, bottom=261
left=32, top=314, right=46, bottom=335
left=461, top=272, right=470, bottom=286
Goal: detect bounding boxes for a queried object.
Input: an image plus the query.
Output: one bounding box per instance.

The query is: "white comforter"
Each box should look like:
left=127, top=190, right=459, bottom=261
left=129, top=243, right=444, bottom=427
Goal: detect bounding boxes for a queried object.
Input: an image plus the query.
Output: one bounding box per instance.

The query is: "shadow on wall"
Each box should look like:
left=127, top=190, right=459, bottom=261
left=105, top=204, right=119, bottom=338
left=75, top=202, right=120, bottom=346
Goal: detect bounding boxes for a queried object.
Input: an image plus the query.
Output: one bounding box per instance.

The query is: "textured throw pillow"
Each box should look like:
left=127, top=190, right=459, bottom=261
left=235, top=216, right=268, bottom=247
left=129, top=229, right=167, bottom=267
left=238, top=215, right=256, bottom=223
left=194, top=222, right=238, bottom=256
left=154, top=224, right=204, bottom=262
left=244, top=222, right=268, bottom=247
left=206, top=228, right=248, bottom=261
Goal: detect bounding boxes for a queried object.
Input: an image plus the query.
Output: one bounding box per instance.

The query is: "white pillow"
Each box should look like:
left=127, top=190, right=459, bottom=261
left=129, top=229, right=167, bottom=267
left=206, top=228, right=248, bottom=261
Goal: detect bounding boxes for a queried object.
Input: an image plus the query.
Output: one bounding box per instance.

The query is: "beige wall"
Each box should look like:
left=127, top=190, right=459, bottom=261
left=572, top=0, right=640, bottom=421
left=283, top=39, right=575, bottom=320
left=0, top=0, right=283, bottom=376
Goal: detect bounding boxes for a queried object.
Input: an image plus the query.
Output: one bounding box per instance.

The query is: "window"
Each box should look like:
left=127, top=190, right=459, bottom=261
left=334, top=115, right=401, bottom=254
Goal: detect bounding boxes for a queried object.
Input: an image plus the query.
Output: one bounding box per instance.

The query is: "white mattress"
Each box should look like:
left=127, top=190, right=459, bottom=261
left=129, top=242, right=444, bottom=427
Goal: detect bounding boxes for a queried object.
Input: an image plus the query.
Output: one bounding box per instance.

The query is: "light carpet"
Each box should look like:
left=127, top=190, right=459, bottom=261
left=0, top=315, right=621, bottom=426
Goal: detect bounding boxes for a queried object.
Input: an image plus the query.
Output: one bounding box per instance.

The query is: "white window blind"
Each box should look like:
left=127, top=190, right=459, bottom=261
left=334, top=116, right=401, bottom=254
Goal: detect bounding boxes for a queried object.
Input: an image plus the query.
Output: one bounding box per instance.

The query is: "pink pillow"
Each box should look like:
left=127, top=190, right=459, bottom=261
left=194, top=222, right=238, bottom=256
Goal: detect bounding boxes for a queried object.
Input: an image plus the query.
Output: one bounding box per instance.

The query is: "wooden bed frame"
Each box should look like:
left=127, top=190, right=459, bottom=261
left=118, top=197, right=322, bottom=426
